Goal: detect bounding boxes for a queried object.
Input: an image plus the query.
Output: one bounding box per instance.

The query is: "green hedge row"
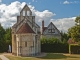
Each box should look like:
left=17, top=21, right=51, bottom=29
left=69, top=45, right=80, bottom=54
left=41, top=37, right=69, bottom=53
left=41, top=43, right=69, bottom=53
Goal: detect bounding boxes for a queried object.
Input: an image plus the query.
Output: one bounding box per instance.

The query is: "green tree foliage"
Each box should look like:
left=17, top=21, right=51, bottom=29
left=0, top=24, right=12, bottom=52
left=41, top=37, right=69, bottom=53
left=0, top=24, right=6, bottom=52
left=75, top=16, right=80, bottom=25
left=5, top=28, right=12, bottom=45
left=68, top=16, right=80, bottom=42
left=0, top=24, right=5, bottom=41
left=41, top=37, right=60, bottom=44
left=61, top=31, right=70, bottom=43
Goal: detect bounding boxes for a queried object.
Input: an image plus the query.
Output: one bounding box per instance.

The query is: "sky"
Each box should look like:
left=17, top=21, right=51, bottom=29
left=0, top=0, right=80, bottom=32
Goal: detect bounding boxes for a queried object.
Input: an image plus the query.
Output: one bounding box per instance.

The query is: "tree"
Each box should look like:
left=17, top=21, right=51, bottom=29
left=61, top=31, right=69, bottom=43
left=68, top=16, right=80, bottom=42
left=0, top=24, right=5, bottom=40
left=5, top=28, right=12, bottom=45
left=0, top=24, right=12, bottom=52
left=75, top=16, right=80, bottom=25
left=0, top=24, right=6, bottom=52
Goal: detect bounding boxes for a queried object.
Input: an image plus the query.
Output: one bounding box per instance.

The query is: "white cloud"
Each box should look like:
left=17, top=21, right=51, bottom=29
left=50, top=17, right=76, bottom=32
left=63, top=0, right=69, bottom=4
left=0, top=1, right=76, bottom=33
left=25, top=4, right=56, bottom=23
left=0, top=1, right=56, bottom=29
left=34, top=10, right=56, bottom=22
left=0, top=1, right=26, bottom=28
left=63, top=0, right=80, bottom=4
left=28, top=4, right=56, bottom=27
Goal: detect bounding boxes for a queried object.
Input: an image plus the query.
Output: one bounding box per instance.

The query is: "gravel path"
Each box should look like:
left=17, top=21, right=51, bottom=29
left=0, top=55, right=9, bottom=60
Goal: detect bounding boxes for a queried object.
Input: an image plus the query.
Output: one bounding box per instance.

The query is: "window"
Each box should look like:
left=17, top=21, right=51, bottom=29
left=14, top=35, right=16, bottom=41
left=52, top=28, right=55, bottom=33
left=23, top=11, right=25, bottom=16
left=48, top=29, right=51, bottom=33
left=27, top=11, right=30, bottom=16
left=33, top=41, right=34, bottom=47
left=25, top=42, right=27, bottom=47
left=48, top=28, right=55, bottom=33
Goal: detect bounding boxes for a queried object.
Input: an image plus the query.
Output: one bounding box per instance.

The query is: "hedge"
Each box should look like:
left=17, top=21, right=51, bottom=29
left=41, top=43, right=69, bottom=53
left=41, top=37, right=69, bottom=53
left=69, top=44, right=80, bottom=54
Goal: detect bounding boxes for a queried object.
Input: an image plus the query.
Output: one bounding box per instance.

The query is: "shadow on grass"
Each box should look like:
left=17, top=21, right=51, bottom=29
left=38, top=53, right=79, bottom=59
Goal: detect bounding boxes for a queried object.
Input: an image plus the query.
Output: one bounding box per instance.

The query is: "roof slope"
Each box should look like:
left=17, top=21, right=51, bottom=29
left=17, top=23, right=35, bottom=34
left=43, top=22, right=61, bottom=34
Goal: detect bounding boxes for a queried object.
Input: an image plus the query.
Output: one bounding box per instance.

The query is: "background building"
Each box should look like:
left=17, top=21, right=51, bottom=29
left=41, top=20, right=61, bottom=40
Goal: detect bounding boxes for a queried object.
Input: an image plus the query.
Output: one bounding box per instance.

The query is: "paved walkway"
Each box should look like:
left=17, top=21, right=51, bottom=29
left=0, top=55, right=9, bottom=60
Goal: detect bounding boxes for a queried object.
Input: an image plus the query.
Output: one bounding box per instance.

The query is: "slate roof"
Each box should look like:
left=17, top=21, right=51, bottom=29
left=17, top=23, right=35, bottom=34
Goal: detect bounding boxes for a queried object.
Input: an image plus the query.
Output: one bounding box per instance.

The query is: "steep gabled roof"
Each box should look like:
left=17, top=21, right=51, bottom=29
left=12, top=17, right=25, bottom=28
left=50, top=22, right=61, bottom=34
left=17, top=23, right=35, bottom=34
left=43, top=22, right=61, bottom=34
left=20, top=4, right=32, bottom=14
left=26, top=18, right=40, bottom=28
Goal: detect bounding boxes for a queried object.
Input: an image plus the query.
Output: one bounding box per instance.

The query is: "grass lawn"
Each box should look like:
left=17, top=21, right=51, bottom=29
left=5, top=53, right=80, bottom=60
left=5, top=56, right=37, bottom=60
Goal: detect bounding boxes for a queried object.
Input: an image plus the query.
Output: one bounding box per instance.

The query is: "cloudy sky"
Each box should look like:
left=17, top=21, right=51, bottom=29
left=0, top=0, right=80, bottom=32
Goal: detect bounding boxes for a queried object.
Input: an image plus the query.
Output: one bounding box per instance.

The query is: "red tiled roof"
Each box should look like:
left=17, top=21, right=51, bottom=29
left=68, top=38, right=78, bottom=44
left=68, top=38, right=73, bottom=44
left=17, top=23, right=35, bottom=34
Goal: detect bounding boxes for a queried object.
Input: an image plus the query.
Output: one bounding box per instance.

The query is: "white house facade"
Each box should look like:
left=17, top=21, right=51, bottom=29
left=42, top=20, right=61, bottom=40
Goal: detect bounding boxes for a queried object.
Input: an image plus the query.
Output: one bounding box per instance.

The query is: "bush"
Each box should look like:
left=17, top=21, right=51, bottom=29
left=69, top=45, right=80, bottom=54
left=41, top=37, right=69, bottom=53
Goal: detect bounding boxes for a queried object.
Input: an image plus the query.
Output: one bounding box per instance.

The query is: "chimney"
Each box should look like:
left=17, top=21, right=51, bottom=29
left=42, top=20, right=44, bottom=34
